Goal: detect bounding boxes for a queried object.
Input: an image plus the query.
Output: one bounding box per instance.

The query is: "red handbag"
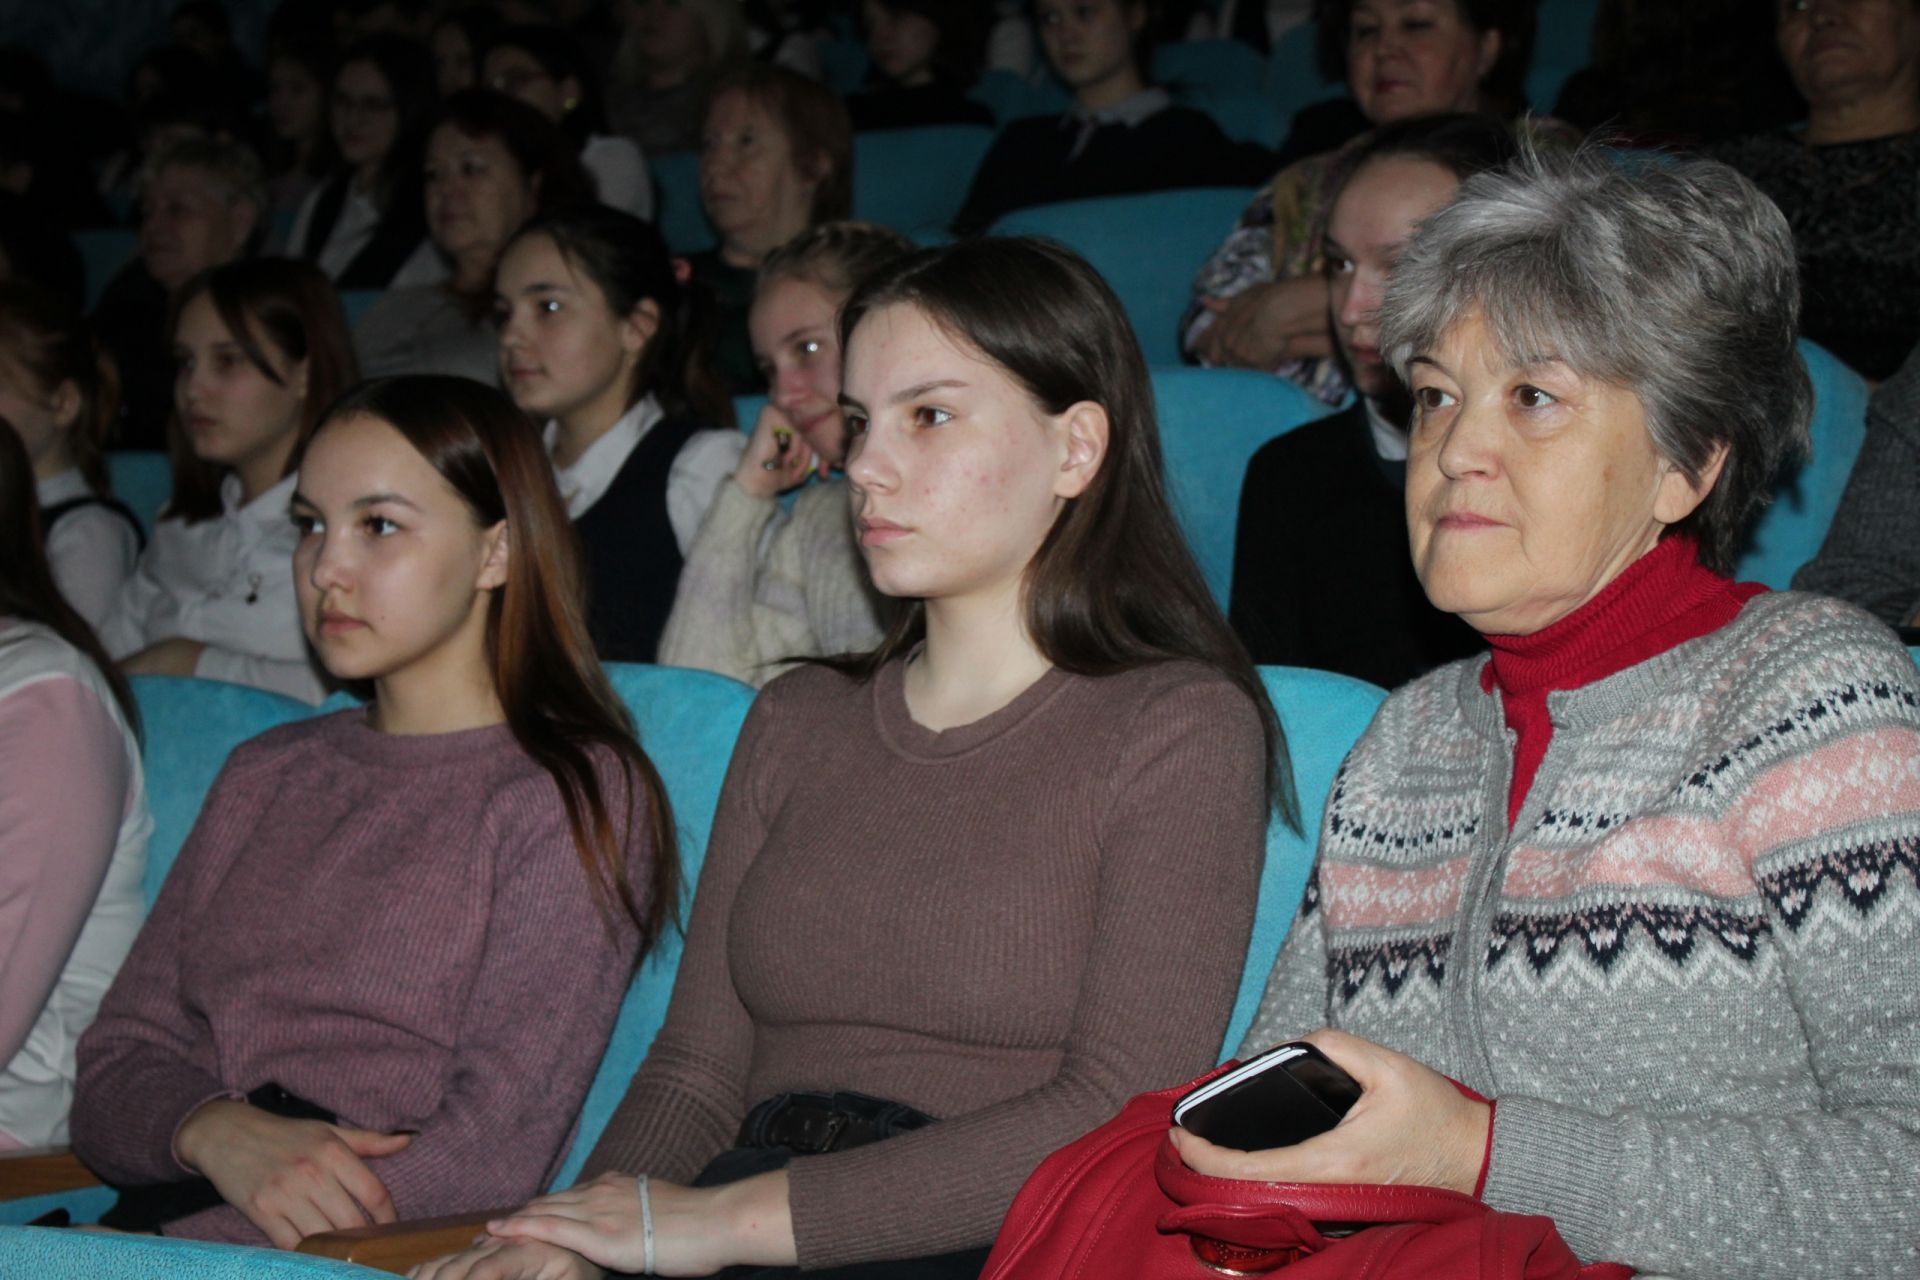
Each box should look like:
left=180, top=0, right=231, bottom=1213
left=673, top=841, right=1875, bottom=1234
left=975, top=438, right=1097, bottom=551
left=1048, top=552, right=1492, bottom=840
left=982, top=1070, right=1635, bottom=1280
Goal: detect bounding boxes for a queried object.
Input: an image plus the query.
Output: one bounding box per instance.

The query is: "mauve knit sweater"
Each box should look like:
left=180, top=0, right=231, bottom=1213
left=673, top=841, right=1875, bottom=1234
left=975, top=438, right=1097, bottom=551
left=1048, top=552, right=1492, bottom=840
left=70, top=710, right=648, bottom=1244
left=583, top=657, right=1269, bottom=1269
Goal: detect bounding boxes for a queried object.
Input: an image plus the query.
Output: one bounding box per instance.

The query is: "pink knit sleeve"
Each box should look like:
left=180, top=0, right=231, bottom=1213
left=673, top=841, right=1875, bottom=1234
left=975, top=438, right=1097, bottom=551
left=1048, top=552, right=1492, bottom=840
left=0, top=675, right=131, bottom=1065
left=70, top=753, right=269, bottom=1185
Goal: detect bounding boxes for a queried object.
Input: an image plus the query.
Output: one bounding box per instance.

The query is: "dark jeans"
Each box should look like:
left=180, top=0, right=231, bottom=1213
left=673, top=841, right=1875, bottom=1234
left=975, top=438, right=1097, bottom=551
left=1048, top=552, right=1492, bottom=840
left=682, top=1110, right=991, bottom=1280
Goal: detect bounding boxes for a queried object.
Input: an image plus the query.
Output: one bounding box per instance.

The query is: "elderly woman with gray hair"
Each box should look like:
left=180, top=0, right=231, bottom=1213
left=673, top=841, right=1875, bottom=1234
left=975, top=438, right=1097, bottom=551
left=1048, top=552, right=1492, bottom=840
left=1174, top=147, right=1920, bottom=1278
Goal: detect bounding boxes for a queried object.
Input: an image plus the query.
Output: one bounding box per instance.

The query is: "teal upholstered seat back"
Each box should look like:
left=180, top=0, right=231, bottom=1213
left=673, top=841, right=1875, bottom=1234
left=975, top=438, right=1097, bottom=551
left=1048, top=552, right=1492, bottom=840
left=1222, top=667, right=1387, bottom=1057
left=0, top=1225, right=379, bottom=1277
left=128, top=675, right=316, bottom=906
left=550, top=664, right=757, bottom=1187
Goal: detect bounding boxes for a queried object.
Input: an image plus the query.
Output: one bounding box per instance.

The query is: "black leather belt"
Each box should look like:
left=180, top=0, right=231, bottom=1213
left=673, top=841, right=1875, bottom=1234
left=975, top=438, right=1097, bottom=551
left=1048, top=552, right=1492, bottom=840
left=737, top=1090, right=935, bottom=1155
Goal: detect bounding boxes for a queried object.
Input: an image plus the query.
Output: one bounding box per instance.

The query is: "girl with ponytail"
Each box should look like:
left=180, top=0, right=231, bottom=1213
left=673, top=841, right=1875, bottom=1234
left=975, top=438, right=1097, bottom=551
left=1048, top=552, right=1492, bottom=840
left=0, top=284, right=142, bottom=631
left=495, top=205, right=741, bottom=662
left=72, top=375, right=675, bottom=1250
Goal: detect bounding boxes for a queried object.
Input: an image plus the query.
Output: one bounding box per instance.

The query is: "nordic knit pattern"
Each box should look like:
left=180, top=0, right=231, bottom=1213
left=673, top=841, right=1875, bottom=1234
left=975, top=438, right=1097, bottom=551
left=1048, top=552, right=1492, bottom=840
left=1241, top=592, right=1920, bottom=1278
left=71, top=711, right=648, bottom=1244
left=656, top=478, right=887, bottom=688
left=583, top=658, right=1268, bottom=1269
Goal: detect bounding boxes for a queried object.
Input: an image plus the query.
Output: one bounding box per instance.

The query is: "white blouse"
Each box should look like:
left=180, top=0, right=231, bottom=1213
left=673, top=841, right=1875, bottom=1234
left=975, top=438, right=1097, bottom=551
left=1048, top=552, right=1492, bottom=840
left=37, top=470, right=140, bottom=635
left=99, top=473, right=327, bottom=704
left=544, top=395, right=744, bottom=555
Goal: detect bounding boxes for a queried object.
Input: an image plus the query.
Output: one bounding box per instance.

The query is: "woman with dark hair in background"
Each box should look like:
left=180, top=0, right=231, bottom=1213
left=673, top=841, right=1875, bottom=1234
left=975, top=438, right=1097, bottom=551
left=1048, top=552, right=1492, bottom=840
left=355, top=91, right=593, bottom=384
left=1714, top=0, right=1920, bottom=381
left=417, top=236, right=1285, bottom=1280
left=951, top=0, right=1270, bottom=235
left=482, top=24, right=654, bottom=221
left=285, top=33, right=440, bottom=291
left=262, top=38, right=338, bottom=234
left=846, top=0, right=995, bottom=131
left=607, top=0, right=750, bottom=154
left=0, top=285, right=142, bottom=631
left=495, top=206, right=742, bottom=662
left=101, top=259, right=356, bottom=703
left=0, top=417, right=148, bottom=1152
left=659, top=220, right=910, bottom=685
left=1182, top=0, right=1542, bottom=406
left=431, top=4, right=506, bottom=96
left=73, top=374, right=673, bottom=1249
left=694, top=63, right=853, bottom=393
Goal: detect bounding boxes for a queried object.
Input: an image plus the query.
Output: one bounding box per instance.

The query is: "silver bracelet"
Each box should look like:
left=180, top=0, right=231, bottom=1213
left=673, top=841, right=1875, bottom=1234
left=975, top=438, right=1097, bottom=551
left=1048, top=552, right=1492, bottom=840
left=637, top=1173, right=656, bottom=1275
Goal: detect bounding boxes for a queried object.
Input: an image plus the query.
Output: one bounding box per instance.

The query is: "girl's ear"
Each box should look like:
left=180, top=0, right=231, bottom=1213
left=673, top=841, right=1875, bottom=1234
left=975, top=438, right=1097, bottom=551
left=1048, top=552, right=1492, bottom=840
left=620, top=297, right=663, bottom=357
left=49, top=378, right=84, bottom=430
left=1053, top=400, right=1110, bottom=501
left=1475, top=30, right=1501, bottom=84
left=477, top=518, right=510, bottom=590
left=288, top=358, right=311, bottom=403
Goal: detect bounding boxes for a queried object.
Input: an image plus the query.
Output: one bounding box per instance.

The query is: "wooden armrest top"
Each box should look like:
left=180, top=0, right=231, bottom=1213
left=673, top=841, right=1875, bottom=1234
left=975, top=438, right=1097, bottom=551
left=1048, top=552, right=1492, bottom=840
left=0, top=1146, right=104, bottom=1197
left=298, top=1208, right=510, bottom=1275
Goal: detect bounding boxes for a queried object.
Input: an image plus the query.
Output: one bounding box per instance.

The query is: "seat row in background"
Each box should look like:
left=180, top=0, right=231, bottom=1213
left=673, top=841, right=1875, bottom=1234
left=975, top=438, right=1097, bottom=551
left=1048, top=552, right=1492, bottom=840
left=0, top=661, right=1389, bottom=1277
left=98, top=341, right=1875, bottom=618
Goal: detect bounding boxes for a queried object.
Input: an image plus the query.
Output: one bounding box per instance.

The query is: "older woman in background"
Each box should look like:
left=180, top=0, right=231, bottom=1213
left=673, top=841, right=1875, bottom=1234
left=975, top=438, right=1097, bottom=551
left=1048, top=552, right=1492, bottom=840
left=353, top=91, right=592, bottom=384
left=1715, top=0, right=1920, bottom=381
left=1181, top=0, right=1539, bottom=405
left=694, top=65, right=852, bottom=394
left=1178, top=148, right=1920, bottom=1279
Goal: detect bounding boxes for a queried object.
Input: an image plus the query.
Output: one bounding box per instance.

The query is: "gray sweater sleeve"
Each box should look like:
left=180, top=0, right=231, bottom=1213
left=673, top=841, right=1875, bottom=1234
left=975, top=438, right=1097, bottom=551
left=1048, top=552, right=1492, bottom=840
left=1791, top=343, right=1920, bottom=627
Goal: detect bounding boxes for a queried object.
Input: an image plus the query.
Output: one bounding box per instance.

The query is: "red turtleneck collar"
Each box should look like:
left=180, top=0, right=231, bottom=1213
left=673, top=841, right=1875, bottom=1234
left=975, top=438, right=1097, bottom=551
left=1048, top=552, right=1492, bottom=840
left=1481, top=535, right=1767, bottom=828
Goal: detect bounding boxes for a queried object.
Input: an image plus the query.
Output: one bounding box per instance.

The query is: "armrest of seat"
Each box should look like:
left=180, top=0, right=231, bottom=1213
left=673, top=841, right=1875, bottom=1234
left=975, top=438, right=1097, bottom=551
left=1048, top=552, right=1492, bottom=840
left=297, top=1208, right=507, bottom=1274
left=0, top=1146, right=103, bottom=1198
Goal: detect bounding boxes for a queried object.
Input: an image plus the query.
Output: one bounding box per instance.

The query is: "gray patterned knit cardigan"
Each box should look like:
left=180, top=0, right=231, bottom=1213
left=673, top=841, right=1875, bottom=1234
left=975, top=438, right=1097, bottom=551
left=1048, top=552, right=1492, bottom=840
left=1241, top=592, right=1920, bottom=1278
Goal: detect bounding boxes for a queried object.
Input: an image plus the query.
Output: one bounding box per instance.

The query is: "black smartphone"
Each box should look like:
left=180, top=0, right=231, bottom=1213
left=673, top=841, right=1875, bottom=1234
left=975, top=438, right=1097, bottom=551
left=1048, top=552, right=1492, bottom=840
left=1172, top=1041, right=1363, bottom=1151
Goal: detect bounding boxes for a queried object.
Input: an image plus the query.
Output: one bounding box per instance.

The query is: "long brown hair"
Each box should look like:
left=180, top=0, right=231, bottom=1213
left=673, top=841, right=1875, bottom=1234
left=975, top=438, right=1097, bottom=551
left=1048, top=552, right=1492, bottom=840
left=835, top=238, right=1297, bottom=826
left=0, top=283, right=122, bottom=495
left=0, top=416, right=139, bottom=734
left=166, top=259, right=359, bottom=523
left=314, top=376, right=678, bottom=954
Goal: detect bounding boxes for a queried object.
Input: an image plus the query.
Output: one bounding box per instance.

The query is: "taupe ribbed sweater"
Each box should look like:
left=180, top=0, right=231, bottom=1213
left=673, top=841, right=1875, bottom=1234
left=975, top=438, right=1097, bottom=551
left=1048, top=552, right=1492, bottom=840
left=584, top=656, right=1268, bottom=1268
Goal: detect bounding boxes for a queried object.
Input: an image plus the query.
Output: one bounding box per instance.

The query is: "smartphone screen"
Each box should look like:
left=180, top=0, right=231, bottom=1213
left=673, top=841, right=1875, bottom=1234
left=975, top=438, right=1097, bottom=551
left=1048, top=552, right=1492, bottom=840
left=1173, top=1042, right=1361, bottom=1151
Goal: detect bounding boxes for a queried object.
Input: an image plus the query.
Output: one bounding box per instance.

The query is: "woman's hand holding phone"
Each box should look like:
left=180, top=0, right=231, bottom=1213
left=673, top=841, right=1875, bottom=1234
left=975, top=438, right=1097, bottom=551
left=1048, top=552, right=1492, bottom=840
left=1170, top=1029, right=1491, bottom=1196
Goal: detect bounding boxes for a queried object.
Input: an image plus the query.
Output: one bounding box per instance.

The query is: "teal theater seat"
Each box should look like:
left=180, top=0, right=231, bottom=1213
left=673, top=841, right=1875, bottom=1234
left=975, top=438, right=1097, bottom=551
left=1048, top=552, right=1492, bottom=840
left=1155, top=39, right=1267, bottom=95
left=550, top=664, right=757, bottom=1186
left=337, top=290, right=382, bottom=331
left=988, top=187, right=1259, bottom=366
left=1734, top=340, right=1870, bottom=589
left=0, top=1227, right=383, bottom=1278
left=1152, top=366, right=1335, bottom=608
left=1265, top=22, right=1344, bottom=122
left=650, top=149, right=715, bottom=255
left=852, top=125, right=996, bottom=237
left=967, top=69, right=1073, bottom=126
left=1223, top=667, right=1387, bottom=1057
left=75, top=228, right=138, bottom=312
left=105, top=450, right=172, bottom=535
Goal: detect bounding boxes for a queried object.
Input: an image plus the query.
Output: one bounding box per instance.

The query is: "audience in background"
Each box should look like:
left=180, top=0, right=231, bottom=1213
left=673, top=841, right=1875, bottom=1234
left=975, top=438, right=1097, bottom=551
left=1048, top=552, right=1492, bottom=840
left=355, top=90, right=591, bottom=384
left=261, top=40, right=337, bottom=234
left=846, top=0, right=994, bottom=131
left=1714, top=0, right=1920, bottom=382
left=0, top=417, right=148, bottom=1152
left=1230, top=115, right=1505, bottom=687
left=429, top=4, right=506, bottom=97
left=607, top=0, right=749, bottom=154
left=495, top=207, right=741, bottom=662
left=659, top=220, right=906, bottom=684
left=285, top=33, right=439, bottom=291
left=102, top=259, right=354, bottom=704
left=416, top=234, right=1283, bottom=1280
left=73, top=374, right=672, bottom=1247
left=1182, top=0, right=1539, bottom=405
left=0, top=285, right=142, bottom=632
left=694, top=64, right=853, bottom=393
left=951, top=0, right=1269, bottom=235
left=1794, top=340, right=1920, bottom=632
left=93, top=134, right=266, bottom=452
left=482, top=24, right=654, bottom=220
